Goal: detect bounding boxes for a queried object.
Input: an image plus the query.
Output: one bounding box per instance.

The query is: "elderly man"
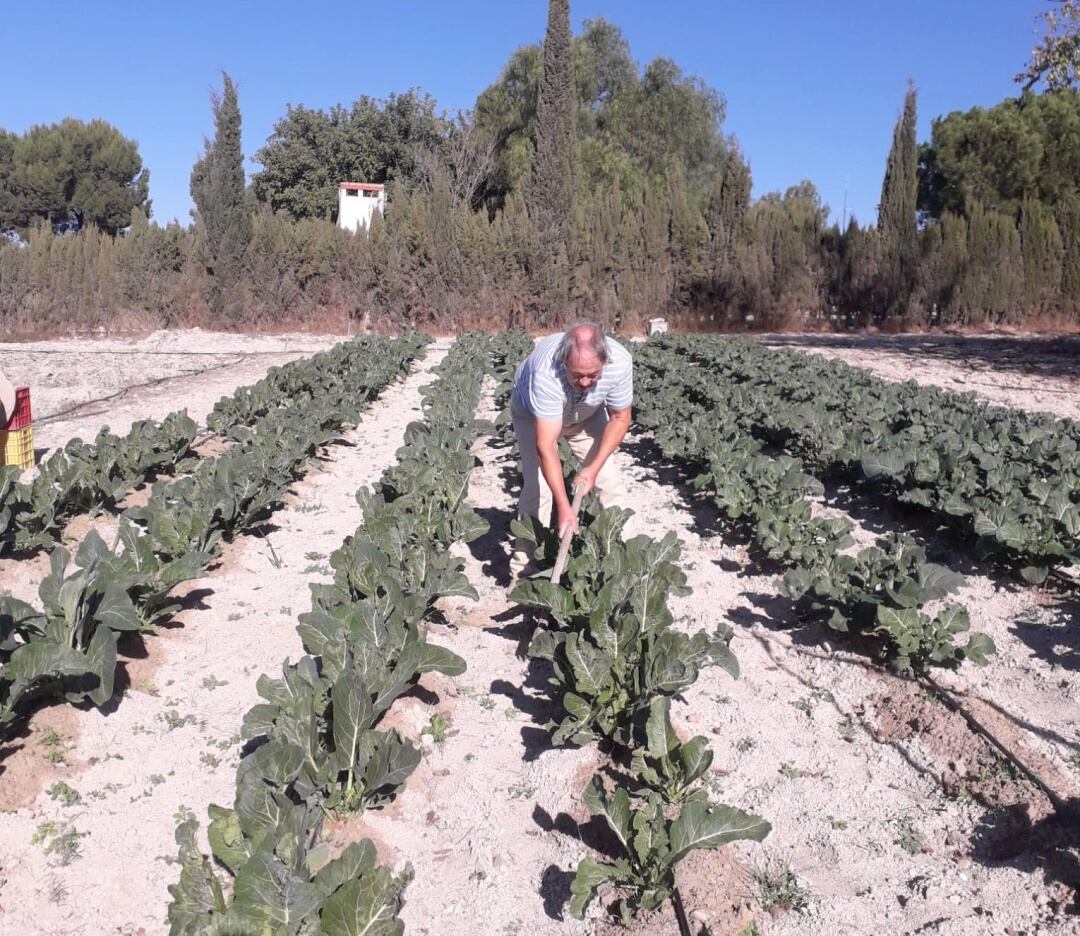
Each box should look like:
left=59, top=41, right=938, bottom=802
left=510, top=322, right=633, bottom=573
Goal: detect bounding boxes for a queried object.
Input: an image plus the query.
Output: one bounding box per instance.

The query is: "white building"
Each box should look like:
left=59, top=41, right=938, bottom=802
left=337, top=182, right=386, bottom=232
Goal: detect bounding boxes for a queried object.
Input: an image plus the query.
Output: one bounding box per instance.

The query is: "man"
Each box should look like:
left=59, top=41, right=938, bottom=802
left=510, top=322, right=633, bottom=573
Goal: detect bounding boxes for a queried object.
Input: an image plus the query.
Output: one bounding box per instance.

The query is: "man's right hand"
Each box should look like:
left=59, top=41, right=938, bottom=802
left=557, top=501, right=579, bottom=537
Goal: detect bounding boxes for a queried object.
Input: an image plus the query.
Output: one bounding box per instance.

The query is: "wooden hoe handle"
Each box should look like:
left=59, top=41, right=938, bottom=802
left=550, top=487, right=585, bottom=585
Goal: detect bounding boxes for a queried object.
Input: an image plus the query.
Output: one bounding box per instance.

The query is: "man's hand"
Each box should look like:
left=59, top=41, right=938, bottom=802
left=557, top=501, right=580, bottom=537
left=573, top=464, right=599, bottom=497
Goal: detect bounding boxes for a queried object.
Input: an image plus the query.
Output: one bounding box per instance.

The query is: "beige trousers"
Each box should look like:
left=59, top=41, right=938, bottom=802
left=511, top=402, right=626, bottom=562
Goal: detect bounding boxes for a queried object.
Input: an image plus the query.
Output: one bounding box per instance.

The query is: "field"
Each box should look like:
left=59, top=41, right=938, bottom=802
left=0, top=329, right=1077, bottom=936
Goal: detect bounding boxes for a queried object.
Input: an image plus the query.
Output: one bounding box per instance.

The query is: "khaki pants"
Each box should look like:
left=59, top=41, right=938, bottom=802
left=510, top=402, right=626, bottom=568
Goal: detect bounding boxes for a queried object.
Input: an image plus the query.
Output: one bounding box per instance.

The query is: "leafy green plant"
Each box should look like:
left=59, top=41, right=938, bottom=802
left=570, top=775, right=770, bottom=922
left=629, top=697, right=714, bottom=804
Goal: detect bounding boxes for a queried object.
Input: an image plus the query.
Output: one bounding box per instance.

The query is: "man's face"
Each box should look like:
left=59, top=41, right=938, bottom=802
left=566, top=351, right=603, bottom=393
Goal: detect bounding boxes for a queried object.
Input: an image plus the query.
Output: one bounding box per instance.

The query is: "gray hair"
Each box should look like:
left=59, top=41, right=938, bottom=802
left=557, top=323, right=609, bottom=365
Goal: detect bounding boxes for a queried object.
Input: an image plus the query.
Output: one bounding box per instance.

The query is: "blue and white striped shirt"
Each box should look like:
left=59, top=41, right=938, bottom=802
left=512, top=333, right=633, bottom=426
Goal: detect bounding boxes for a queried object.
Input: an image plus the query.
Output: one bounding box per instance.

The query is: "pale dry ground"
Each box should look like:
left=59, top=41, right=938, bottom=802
left=1, top=328, right=347, bottom=451
left=0, top=331, right=1077, bottom=936
left=0, top=346, right=445, bottom=935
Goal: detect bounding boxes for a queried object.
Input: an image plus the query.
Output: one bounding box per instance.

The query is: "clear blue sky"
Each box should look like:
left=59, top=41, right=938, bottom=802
left=1, top=0, right=1046, bottom=227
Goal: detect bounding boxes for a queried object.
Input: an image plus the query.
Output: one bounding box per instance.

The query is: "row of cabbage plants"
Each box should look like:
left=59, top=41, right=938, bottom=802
left=0, top=335, right=427, bottom=734
left=645, top=335, right=1079, bottom=585
left=167, top=334, right=496, bottom=934
left=633, top=339, right=996, bottom=676
left=492, top=333, right=769, bottom=929
left=0, top=335, right=416, bottom=559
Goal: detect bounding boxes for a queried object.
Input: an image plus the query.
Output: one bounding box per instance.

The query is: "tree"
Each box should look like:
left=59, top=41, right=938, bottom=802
left=918, top=90, right=1080, bottom=218
left=531, top=0, right=576, bottom=247
left=1019, top=196, right=1064, bottom=315
left=252, top=90, right=450, bottom=220
left=1017, top=1, right=1080, bottom=90
left=877, top=85, right=918, bottom=318
left=0, top=119, right=149, bottom=235
left=191, top=72, right=249, bottom=305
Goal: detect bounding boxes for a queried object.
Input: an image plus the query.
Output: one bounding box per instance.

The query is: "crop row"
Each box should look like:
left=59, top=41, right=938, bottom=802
left=167, top=334, right=497, bottom=934
left=495, top=339, right=769, bottom=928
left=644, top=334, right=1079, bottom=584
left=0, top=335, right=427, bottom=734
left=0, top=335, right=419, bottom=560
left=633, top=338, right=995, bottom=676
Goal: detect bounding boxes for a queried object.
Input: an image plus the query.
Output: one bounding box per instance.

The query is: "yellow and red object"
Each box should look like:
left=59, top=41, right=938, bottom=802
left=1, top=387, right=34, bottom=469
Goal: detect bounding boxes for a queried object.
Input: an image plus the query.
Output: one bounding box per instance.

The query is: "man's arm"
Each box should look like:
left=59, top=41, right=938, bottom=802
left=574, top=405, right=631, bottom=496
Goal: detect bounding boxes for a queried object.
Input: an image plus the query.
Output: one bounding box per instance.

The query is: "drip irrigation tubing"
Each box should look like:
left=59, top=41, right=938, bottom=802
left=920, top=673, right=1075, bottom=818
left=33, top=355, right=250, bottom=425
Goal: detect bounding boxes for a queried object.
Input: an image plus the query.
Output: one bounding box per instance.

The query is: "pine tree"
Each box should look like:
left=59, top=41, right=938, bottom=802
left=191, top=73, right=249, bottom=312
left=877, top=85, right=918, bottom=320
left=531, top=0, right=576, bottom=253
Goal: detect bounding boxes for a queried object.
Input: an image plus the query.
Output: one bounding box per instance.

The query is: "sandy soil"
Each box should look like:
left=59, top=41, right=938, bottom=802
left=0, top=346, right=445, bottom=935
left=0, top=331, right=1077, bottom=936
left=759, top=333, right=1080, bottom=422
left=1, top=328, right=346, bottom=452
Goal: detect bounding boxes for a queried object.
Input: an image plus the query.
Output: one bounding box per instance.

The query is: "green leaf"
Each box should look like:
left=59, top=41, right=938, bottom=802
left=667, top=799, right=771, bottom=866
left=321, top=868, right=405, bottom=936
left=568, top=858, right=622, bottom=920
left=645, top=697, right=679, bottom=758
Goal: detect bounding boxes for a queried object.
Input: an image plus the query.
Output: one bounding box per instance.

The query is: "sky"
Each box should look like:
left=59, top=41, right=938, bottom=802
left=1, top=0, right=1048, bottom=228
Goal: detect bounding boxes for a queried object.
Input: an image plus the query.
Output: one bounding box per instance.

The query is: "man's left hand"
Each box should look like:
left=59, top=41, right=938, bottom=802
left=573, top=464, right=599, bottom=497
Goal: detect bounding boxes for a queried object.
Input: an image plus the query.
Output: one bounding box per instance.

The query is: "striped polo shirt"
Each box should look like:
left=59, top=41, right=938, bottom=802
left=512, top=332, right=633, bottom=426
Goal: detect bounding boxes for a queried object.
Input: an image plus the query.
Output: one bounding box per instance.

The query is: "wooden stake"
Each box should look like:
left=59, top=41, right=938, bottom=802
left=550, top=487, right=584, bottom=585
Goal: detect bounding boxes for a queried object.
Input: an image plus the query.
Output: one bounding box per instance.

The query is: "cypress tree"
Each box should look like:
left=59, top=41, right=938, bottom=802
left=877, top=85, right=918, bottom=319
left=1019, top=196, right=1064, bottom=316
left=1055, top=192, right=1080, bottom=319
left=707, top=146, right=751, bottom=293
left=531, top=0, right=576, bottom=250
left=191, top=73, right=249, bottom=311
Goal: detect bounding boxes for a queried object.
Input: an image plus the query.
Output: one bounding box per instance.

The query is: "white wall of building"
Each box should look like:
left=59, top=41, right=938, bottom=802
left=337, top=186, right=386, bottom=232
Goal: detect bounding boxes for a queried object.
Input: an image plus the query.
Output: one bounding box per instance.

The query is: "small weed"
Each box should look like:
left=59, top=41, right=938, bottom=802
left=200, top=751, right=221, bottom=769
left=264, top=537, right=284, bottom=569
left=210, top=733, right=242, bottom=751
left=507, top=782, right=536, bottom=800
left=790, top=698, right=814, bottom=718
left=479, top=695, right=497, bottom=712
left=504, top=706, right=519, bottom=720
left=32, top=820, right=87, bottom=867
left=137, top=677, right=160, bottom=697
left=778, top=762, right=801, bottom=779
left=736, top=737, right=755, bottom=753
left=304, top=550, right=325, bottom=561
left=302, top=563, right=331, bottom=575
left=826, top=815, right=848, bottom=830
left=712, top=695, right=732, bottom=705
left=464, top=753, right=476, bottom=763
left=175, top=805, right=197, bottom=826
left=1067, top=752, right=1080, bottom=774
left=469, top=870, right=487, bottom=882
left=158, top=711, right=203, bottom=732
left=421, top=713, right=452, bottom=744
left=837, top=715, right=857, bottom=742
left=279, top=606, right=292, bottom=616
left=226, top=612, right=242, bottom=622
left=45, top=876, right=67, bottom=904
left=39, top=730, right=70, bottom=765
left=753, top=862, right=809, bottom=913
left=736, top=923, right=760, bottom=936
left=295, top=502, right=325, bottom=514
left=894, top=818, right=926, bottom=855
left=87, top=783, right=122, bottom=801
left=200, top=674, right=228, bottom=691
left=47, top=781, right=81, bottom=807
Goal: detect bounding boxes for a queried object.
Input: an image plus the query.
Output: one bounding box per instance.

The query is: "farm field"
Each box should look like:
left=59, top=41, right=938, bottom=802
left=0, top=331, right=1077, bottom=936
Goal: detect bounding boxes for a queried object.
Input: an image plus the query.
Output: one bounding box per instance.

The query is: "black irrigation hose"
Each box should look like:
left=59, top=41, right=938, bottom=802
left=33, top=355, right=249, bottom=425
left=920, top=673, right=1075, bottom=818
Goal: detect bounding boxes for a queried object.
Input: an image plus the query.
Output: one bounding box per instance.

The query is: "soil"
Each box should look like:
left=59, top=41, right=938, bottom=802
left=0, top=332, right=1078, bottom=936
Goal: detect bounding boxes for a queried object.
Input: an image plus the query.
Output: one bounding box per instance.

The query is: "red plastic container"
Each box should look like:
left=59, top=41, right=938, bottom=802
left=4, top=387, right=31, bottom=430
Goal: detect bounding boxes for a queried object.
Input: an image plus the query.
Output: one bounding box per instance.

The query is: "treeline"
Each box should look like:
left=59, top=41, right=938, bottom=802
left=1, top=15, right=1078, bottom=335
